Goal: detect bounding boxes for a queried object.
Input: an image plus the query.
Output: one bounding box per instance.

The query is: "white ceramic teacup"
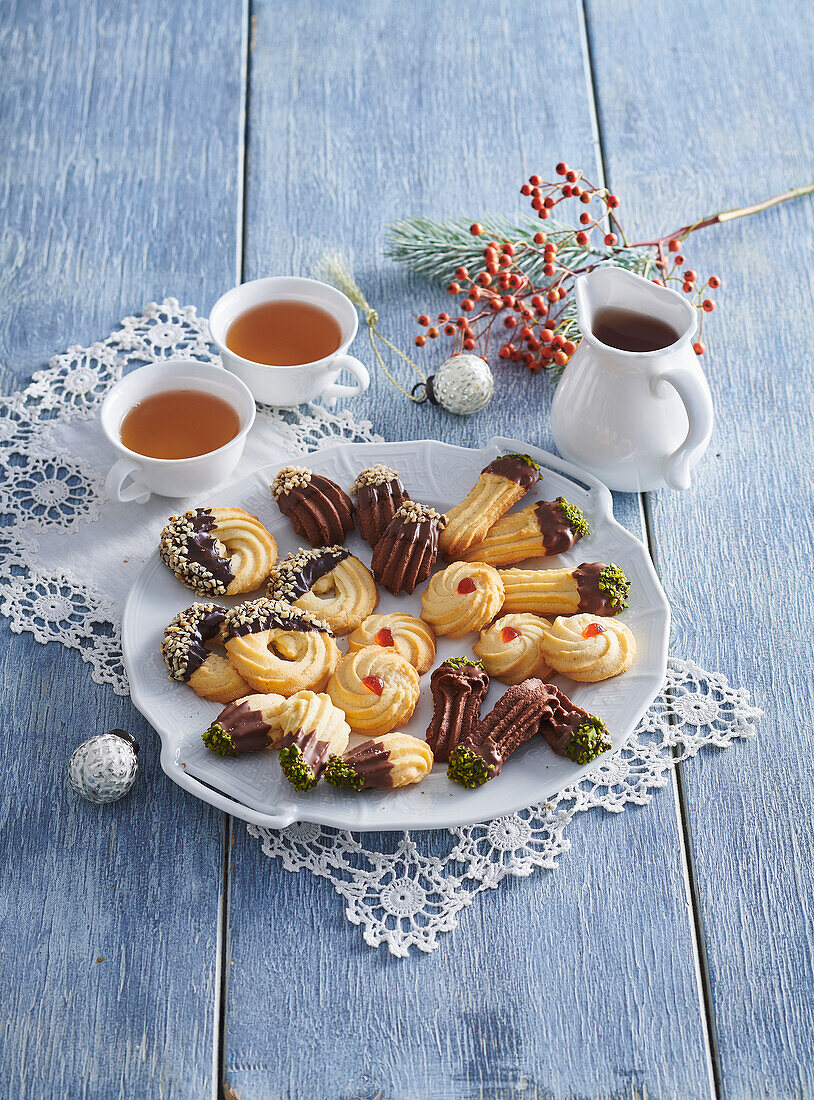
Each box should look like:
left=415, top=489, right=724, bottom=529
left=208, top=276, right=370, bottom=406
left=101, top=359, right=256, bottom=504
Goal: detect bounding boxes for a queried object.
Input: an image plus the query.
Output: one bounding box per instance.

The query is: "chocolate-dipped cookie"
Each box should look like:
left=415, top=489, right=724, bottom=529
left=324, top=733, right=433, bottom=790
left=498, top=561, right=630, bottom=617
left=351, top=465, right=410, bottom=547
left=426, top=657, right=490, bottom=763
left=159, top=506, right=277, bottom=596
left=161, top=602, right=250, bottom=704
left=447, top=677, right=555, bottom=788
left=440, top=452, right=541, bottom=559
left=267, top=545, right=378, bottom=635
left=458, top=496, right=589, bottom=567
left=271, top=465, right=355, bottom=546
left=371, top=501, right=448, bottom=595
left=538, top=686, right=611, bottom=765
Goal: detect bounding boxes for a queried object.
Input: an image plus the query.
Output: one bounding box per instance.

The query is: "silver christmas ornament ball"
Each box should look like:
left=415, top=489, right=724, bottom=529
left=427, top=354, right=494, bottom=415
left=68, top=729, right=139, bottom=804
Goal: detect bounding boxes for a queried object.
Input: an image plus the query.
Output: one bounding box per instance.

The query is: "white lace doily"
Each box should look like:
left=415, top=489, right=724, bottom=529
left=0, top=301, right=761, bottom=956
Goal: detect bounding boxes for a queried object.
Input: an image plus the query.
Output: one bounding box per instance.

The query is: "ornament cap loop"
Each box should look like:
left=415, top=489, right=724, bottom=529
left=411, top=380, right=430, bottom=404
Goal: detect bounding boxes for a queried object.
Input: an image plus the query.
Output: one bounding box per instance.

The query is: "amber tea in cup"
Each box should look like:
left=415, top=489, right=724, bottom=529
left=226, top=299, right=343, bottom=366
left=119, top=389, right=241, bottom=459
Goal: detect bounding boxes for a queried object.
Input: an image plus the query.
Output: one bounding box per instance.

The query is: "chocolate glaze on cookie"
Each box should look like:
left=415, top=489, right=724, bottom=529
left=271, top=466, right=354, bottom=546
left=267, top=545, right=349, bottom=602
left=161, top=603, right=228, bottom=681
left=371, top=502, right=448, bottom=595
left=159, top=508, right=234, bottom=595
left=427, top=658, right=490, bottom=763
left=539, top=686, right=611, bottom=765
left=483, top=453, right=541, bottom=491
left=325, top=739, right=395, bottom=790
left=224, top=597, right=333, bottom=639
left=203, top=700, right=273, bottom=756
left=352, top=465, right=410, bottom=547
left=281, top=727, right=332, bottom=775
left=573, top=562, right=630, bottom=615
left=535, top=499, right=585, bottom=556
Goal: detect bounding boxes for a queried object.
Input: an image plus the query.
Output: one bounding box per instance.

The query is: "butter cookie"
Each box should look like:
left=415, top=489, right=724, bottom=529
left=539, top=614, right=636, bottom=682
left=458, top=496, right=589, bottom=567
left=420, top=560, right=504, bottom=638
left=325, top=733, right=433, bottom=790
left=499, top=562, right=630, bottom=617
left=347, top=612, right=436, bottom=674
left=159, top=507, right=278, bottom=596
left=439, top=453, right=540, bottom=559
left=327, top=645, right=420, bottom=736
left=161, top=602, right=250, bottom=703
left=473, top=612, right=553, bottom=685
left=267, top=545, right=378, bottom=635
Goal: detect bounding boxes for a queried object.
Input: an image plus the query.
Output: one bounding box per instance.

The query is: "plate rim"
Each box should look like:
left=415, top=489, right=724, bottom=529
left=123, top=436, right=670, bottom=831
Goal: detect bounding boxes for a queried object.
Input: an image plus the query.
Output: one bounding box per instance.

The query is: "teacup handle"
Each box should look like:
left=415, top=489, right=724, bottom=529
left=105, top=458, right=152, bottom=504
left=651, top=365, right=714, bottom=491
left=321, top=354, right=370, bottom=407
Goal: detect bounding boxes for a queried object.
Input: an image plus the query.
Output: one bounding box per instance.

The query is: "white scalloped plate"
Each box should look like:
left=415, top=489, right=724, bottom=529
left=123, top=437, right=669, bottom=831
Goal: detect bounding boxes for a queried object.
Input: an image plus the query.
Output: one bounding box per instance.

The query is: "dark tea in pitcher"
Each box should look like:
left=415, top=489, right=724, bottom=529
left=591, top=308, right=679, bottom=353
left=226, top=300, right=342, bottom=366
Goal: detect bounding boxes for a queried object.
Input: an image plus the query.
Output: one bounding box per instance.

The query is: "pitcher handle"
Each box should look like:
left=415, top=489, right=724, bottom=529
left=651, top=366, right=714, bottom=491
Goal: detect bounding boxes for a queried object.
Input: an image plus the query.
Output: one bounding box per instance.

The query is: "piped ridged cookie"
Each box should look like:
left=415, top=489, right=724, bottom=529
left=267, top=545, right=378, bottom=635
left=352, top=465, right=410, bottom=548
left=324, top=733, right=434, bottom=790
left=371, top=502, right=447, bottom=595
left=159, top=507, right=278, bottom=596
left=327, top=645, right=420, bottom=736
left=473, top=612, right=553, bottom=685
left=420, top=560, right=504, bottom=638
left=458, top=497, right=589, bottom=567
left=271, top=466, right=354, bottom=545
left=426, top=657, right=490, bottom=763
left=499, top=562, right=630, bottom=617
left=161, top=602, right=250, bottom=703
left=539, top=614, right=636, bottom=682
left=347, top=612, right=436, bottom=674
left=439, top=453, right=541, bottom=559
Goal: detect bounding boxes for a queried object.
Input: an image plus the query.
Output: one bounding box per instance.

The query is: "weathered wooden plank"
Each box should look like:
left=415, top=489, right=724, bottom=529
left=225, top=2, right=713, bottom=1096
left=585, top=0, right=814, bottom=1094
left=0, top=0, right=244, bottom=1095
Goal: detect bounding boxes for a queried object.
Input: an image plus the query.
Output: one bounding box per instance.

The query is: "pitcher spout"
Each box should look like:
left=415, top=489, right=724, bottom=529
left=575, top=266, right=697, bottom=350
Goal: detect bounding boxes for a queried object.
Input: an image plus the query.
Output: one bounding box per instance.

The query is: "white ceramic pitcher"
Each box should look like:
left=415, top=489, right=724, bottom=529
left=550, top=267, right=714, bottom=492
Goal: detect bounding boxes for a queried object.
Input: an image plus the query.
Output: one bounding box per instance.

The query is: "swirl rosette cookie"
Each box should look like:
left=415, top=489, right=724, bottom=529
left=539, top=614, right=636, bottom=682
left=271, top=465, right=354, bottom=546
left=459, top=497, right=589, bottom=567
left=439, top=453, right=541, bottom=559
left=371, top=502, right=448, bottom=595
left=161, top=603, right=250, bottom=703
left=201, top=691, right=291, bottom=755
left=426, top=657, right=490, bottom=762
left=223, top=598, right=340, bottom=695
left=447, top=677, right=554, bottom=788
left=266, top=545, right=378, bottom=635
left=325, top=733, right=434, bottom=791
left=327, top=645, right=420, bottom=736
left=347, top=612, right=436, bottom=674
left=499, top=561, right=630, bottom=617
left=159, top=507, right=278, bottom=596
left=351, top=465, right=410, bottom=548
left=473, top=612, right=553, bottom=685
left=278, top=691, right=352, bottom=791
left=420, top=560, right=504, bottom=638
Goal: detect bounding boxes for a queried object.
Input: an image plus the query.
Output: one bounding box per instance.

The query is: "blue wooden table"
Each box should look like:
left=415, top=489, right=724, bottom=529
left=2, top=2, right=812, bottom=1096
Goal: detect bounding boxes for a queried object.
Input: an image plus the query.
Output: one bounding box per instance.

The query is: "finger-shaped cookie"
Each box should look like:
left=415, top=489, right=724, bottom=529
left=267, top=545, right=378, bottom=635
left=351, top=465, right=410, bottom=548
left=371, top=502, right=448, bottom=595
left=420, top=560, right=504, bottom=638
left=540, top=614, right=636, bottom=682
left=439, top=453, right=541, bottom=559
left=271, top=466, right=355, bottom=545
left=162, top=603, right=251, bottom=704
left=498, top=562, right=630, bottom=617
left=224, top=599, right=340, bottom=695
left=447, top=677, right=555, bottom=787
left=426, top=657, right=490, bottom=762
left=278, top=691, right=351, bottom=791
left=202, top=692, right=291, bottom=755
left=325, top=733, right=433, bottom=790
left=159, top=507, right=278, bottom=596
left=473, top=613, right=553, bottom=685
left=458, top=497, right=589, bottom=567
left=347, top=613, right=436, bottom=674
left=327, top=645, right=420, bottom=736
left=539, top=686, right=612, bottom=765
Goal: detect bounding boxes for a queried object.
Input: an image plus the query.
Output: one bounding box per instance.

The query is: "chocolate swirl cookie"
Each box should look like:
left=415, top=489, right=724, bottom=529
left=271, top=465, right=355, bottom=545
left=371, top=501, right=448, bottom=595
left=426, top=657, right=490, bottom=763
left=351, top=465, right=410, bottom=548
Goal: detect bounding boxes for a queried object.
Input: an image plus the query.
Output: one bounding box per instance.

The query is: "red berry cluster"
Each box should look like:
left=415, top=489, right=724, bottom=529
left=413, top=163, right=720, bottom=371
left=660, top=239, right=721, bottom=355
